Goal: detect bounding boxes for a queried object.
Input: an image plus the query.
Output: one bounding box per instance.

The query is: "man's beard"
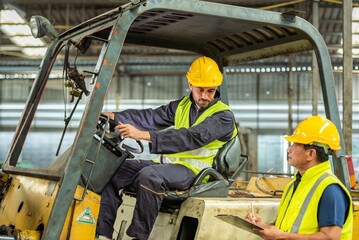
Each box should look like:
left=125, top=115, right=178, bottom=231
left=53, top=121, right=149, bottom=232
left=197, top=99, right=210, bottom=107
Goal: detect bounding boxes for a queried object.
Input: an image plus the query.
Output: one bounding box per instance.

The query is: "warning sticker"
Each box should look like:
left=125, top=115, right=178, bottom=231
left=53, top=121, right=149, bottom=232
left=76, top=207, right=96, bottom=224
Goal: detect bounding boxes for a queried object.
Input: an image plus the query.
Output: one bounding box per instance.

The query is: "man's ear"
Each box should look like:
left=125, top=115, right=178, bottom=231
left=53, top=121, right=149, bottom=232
left=307, top=148, right=317, bottom=161
left=309, top=149, right=314, bottom=156
left=188, top=83, right=193, bottom=91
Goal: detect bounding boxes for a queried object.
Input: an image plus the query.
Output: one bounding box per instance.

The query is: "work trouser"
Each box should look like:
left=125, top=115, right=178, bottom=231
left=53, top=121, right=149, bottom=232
left=96, top=159, right=196, bottom=240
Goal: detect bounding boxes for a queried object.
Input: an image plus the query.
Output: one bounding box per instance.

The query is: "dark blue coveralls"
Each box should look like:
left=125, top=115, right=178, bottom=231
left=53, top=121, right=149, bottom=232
left=96, top=92, right=236, bottom=240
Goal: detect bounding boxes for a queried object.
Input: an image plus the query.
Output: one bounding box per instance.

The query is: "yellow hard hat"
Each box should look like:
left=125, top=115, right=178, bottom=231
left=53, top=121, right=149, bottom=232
left=285, top=116, right=341, bottom=150
left=186, top=56, right=223, bottom=87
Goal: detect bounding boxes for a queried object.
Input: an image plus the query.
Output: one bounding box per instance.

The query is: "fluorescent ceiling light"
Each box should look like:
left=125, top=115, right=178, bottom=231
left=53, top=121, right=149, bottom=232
left=0, top=10, right=25, bottom=24
left=0, top=25, right=32, bottom=36
left=337, top=7, right=359, bottom=56
left=10, top=36, right=45, bottom=47
left=0, top=7, right=47, bottom=56
left=353, top=34, right=359, bottom=43
left=353, top=7, right=359, bottom=20
left=353, top=8, right=359, bottom=47
left=22, top=47, right=48, bottom=56
left=353, top=22, right=359, bottom=33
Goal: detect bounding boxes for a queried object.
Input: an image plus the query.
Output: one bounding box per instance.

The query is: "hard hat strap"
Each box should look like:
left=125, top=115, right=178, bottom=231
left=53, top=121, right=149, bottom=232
left=312, top=142, right=330, bottom=154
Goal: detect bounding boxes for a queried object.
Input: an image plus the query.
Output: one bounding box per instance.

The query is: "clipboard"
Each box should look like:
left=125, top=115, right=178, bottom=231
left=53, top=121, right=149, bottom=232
left=215, top=214, right=263, bottom=236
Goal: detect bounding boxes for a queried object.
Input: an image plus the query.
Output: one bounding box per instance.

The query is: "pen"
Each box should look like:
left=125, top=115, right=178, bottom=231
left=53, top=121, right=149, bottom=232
left=250, top=202, right=256, bottom=221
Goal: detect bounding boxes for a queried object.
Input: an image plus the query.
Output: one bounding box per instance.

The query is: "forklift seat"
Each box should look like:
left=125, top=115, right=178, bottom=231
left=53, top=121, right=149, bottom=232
left=162, top=135, right=248, bottom=203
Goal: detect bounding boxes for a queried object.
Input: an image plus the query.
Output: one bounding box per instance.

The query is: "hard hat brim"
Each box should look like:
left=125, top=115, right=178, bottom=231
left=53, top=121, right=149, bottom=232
left=284, top=135, right=341, bottom=150
left=284, top=135, right=309, bottom=144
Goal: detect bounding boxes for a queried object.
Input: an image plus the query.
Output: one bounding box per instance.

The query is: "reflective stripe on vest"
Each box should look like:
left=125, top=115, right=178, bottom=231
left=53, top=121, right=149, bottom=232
left=290, top=172, right=330, bottom=233
left=162, top=156, right=213, bottom=169
left=161, top=147, right=219, bottom=168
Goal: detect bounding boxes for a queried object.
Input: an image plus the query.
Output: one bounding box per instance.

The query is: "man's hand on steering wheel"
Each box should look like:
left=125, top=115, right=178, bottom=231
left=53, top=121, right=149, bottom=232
left=115, top=123, right=151, bottom=142
left=96, top=113, right=144, bottom=155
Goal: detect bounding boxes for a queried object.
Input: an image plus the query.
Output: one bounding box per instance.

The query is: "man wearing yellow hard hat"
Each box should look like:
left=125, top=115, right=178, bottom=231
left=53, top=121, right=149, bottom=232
left=246, top=116, right=353, bottom=239
left=96, top=56, right=237, bottom=240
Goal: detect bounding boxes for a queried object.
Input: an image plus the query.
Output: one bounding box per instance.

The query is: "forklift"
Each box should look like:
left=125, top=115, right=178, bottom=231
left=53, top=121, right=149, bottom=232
left=0, top=0, right=358, bottom=239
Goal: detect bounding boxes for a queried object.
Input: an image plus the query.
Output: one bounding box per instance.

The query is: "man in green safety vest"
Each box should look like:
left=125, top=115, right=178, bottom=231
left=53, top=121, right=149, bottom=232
left=246, top=116, right=353, bottom=240
left=96, top=56, right=238, bottom=240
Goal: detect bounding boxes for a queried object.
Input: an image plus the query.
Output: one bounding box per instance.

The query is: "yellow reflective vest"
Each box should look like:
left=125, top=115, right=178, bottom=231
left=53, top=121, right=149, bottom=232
left=275, top=161, right=353, bottom=239
left=161, top=96, right=237, bottom=176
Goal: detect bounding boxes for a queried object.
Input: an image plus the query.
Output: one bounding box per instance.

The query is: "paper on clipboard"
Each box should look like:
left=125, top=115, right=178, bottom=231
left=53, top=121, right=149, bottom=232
left=215, top=214, right=263, bottom=236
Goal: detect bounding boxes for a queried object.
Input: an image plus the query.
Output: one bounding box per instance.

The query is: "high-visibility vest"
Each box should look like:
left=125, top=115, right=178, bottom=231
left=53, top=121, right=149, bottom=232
left=161, top=96, right=237, bottom=175
left=275, top=161, right=353, bottom=239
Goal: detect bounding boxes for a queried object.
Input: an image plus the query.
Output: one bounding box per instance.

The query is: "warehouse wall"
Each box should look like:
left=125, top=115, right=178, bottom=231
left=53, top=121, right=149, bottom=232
left=1, top=70, right=359, bottom=179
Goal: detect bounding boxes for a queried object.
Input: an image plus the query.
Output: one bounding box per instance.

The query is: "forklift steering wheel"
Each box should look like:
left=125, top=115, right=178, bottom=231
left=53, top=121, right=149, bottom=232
left=95, top=114, right=144, bottom=157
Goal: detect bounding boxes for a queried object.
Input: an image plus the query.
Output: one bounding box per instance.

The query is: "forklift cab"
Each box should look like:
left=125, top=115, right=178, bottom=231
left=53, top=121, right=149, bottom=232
left=0, top=1, right=353, bottom=239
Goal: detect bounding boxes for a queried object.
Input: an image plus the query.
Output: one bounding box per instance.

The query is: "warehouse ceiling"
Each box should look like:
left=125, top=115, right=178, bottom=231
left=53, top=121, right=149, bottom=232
left=1, top=0, right=359, bottom=72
